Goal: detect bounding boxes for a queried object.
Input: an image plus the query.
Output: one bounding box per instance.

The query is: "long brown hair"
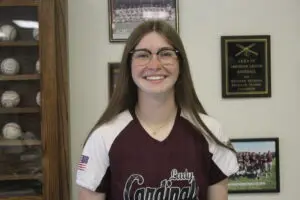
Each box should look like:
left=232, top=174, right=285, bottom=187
left=85, top=20, right=235, bottom=152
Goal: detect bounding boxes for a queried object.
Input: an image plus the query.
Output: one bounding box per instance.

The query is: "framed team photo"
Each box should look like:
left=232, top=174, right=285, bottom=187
left=108, top=62, right=121, bottom=98
left=108, top=0, right=179, bottom=42
left=229, top=138, right=280, bottom=193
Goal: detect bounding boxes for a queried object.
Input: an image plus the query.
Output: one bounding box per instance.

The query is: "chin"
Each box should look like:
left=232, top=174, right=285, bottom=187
left=139, top=85, right=174, bottom=96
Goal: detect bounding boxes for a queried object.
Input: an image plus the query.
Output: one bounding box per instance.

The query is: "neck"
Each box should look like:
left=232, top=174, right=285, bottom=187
left=136, top=90, right=177, bottom=126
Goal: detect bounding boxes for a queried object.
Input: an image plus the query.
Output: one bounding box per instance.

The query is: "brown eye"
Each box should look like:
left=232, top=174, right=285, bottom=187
left=159, top=50, right=176, bottom=58
left=133, top=51, right=150, bottom=59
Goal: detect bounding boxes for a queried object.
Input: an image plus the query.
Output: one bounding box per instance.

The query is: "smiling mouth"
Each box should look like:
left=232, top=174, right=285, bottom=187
left=143, top=75, right=167, bottom=80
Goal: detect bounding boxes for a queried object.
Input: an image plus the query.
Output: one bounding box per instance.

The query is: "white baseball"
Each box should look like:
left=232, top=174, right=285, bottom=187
left=0, top=24, right=17, bottom=41
left=35, top=59, right=40, bottom=73
left=33, top=28, right=39, bottom=40
left=1, top=91, right=20, bottom=108
left=22, top=131, right=37, bottom=140
left=0, top=58, right=20, bottom=75
left=2, top=122, right=22, bottom=140
left=36, top=91, right=40, bottom=106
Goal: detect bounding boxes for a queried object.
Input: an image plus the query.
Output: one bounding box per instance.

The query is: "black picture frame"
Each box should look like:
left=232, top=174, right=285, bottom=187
left=108, top=0, right=179, bottom=42
left=229, top=137, right=280, bottom=194
left=221, top=35, right=271, bottom=98
left=108, top=62, right=121, bottom=98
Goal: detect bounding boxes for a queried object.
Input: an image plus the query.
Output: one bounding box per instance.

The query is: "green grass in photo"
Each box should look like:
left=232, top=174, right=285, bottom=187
left=229, top=159, right=277, bottom=191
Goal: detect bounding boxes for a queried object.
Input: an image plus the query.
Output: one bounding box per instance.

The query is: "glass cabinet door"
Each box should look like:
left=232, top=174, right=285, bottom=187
left=0, top=2, right=42, bottom=199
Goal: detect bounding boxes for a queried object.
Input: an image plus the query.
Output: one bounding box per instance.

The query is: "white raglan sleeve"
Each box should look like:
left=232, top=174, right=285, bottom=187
left=201, top=114, right=239, bottom=177
left=76, top=129, right=110, bottom=192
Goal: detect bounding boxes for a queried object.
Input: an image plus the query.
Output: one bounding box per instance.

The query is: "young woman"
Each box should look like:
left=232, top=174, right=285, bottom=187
left=76, top=20, right=238, bottom=200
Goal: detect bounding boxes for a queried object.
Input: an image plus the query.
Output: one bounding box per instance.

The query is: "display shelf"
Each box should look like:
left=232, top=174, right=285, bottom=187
left=0, top=0, right=69, bottom=199
left=0, top=174, right=42, bottom=181
left=0, top=75, right=40, bottom=81
left=0, top=108, right=40, bottom=114
left=0, top=0, right=39, bottom=7
left=0, top=42, right=38, bottom=47
left=0, top=140, right=41, bottom=146
left=0, top=196, right=42, bottom=200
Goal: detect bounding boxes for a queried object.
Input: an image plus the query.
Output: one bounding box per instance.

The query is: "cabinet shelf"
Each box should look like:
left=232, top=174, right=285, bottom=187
left=0, top=0, right=39, bottom=7
left=0, top=75, right=40, bottom=81
left=0, top=41, right=38, bottom=47
left=0, top=196, right=42, bottom=200
left=0, top=1, right=69, bottom=199
left=0, top=174, right=42, bottom=181
left=0, top=108, right=40, bottom=114
left=0, top=140, right=41, bottom=146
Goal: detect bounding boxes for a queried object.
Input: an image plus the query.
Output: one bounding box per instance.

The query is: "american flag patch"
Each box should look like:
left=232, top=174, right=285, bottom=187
left=78, top=155, right=89, bottom=171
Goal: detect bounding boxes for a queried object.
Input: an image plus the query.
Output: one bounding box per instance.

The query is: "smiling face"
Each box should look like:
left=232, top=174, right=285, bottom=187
left=131, top=31, right=180, bottom=97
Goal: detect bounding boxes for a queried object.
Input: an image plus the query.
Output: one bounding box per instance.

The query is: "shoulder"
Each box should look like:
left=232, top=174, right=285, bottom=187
left=85, top=110, right=134, bottom=150
left=180, top=110, right=226, bottom=143
left=76, top=110, right=134, bottom=192
left=181, top=110, right=239, bottom=176
left=199, top=113, right=228, bottom=143
left=98, top=110, right=133, bottom=134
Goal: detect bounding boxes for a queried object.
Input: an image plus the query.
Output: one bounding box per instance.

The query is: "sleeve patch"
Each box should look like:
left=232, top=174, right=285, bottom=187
left=78, top=155, right=90, bottom=171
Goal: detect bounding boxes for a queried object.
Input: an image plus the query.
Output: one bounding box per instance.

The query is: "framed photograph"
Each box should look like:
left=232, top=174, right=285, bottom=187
left=221, top=35, right=271, bottom=98
left=108, top=62, right=121, bottom=98
left=229, top=138, right=280, bottom=193
left=108, top=0, right=179, bottom=42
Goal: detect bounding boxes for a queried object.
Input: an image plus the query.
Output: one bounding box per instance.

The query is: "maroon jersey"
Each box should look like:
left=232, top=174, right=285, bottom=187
left=267, top=152, right=273, bottom=162
left=76, top=109, right=238, bottom=200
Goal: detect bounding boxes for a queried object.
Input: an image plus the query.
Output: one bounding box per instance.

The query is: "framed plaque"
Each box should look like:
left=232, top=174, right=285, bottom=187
left=108, top=62, right=121, bottom=98
left=221, top=35, right=271, bottom=98
left=108, top=0, right=179, bottom=42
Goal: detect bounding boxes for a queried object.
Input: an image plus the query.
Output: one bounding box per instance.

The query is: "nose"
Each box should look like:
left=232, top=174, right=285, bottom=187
left=147, top=54, right=161, bottom=70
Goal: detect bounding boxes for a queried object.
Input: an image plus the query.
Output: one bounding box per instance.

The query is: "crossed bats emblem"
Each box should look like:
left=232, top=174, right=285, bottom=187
left=235, top=43, right=258, bottom=57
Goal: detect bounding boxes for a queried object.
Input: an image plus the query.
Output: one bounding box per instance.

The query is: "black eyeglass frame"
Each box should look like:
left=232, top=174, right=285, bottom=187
left=129, top=47, right=180, bottom=57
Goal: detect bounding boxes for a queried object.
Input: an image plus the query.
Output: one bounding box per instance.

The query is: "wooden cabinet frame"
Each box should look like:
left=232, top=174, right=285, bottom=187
left=0, top=0, right=70, bottom=200
left=39, top=0, right=70, bottom=200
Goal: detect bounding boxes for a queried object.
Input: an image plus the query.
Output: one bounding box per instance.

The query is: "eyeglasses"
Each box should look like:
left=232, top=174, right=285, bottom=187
left=130, top=47, right=179, bottom=66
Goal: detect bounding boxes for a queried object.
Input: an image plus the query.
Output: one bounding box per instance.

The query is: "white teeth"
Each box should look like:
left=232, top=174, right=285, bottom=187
left=146, top=76, right=165, bottom=80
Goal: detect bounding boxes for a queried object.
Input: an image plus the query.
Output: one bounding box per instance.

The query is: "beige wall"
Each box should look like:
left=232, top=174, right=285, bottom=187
left=68, top=0, right=300, bottom=199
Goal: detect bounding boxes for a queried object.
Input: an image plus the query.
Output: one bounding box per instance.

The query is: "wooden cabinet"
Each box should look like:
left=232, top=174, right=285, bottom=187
left=0, top=1, right=69, bottom=200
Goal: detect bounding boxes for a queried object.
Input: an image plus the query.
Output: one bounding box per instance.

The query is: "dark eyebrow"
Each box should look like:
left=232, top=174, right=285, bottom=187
left=132, top=47, right=176, bottom=54
left=131, top=48, right=152, bottom=53
left=157, top=47, right=175, bottom=51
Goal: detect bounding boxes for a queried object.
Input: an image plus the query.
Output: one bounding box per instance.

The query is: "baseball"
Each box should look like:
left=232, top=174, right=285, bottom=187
left=0, top=58, right=20, bottom=75
left=36, top=91, right=40, bottom=106
left=0, top=24, right=17, bottom=41
left=33, top=28, right=39, bottom=40
left=35, top=59, right=40, bottom=73
left=2, top=122, right=22, bottom=140
left=1, top=90, right=20, bottom=108
left=21, top=131, right=37, bottom=140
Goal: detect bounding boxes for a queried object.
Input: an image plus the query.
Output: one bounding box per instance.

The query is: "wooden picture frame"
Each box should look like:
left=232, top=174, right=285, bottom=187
left=229, top=138, right=280, bottom=193
left=221, top=35, right=271, bottom=98
left=108, top=0, right=179, bottom=42
left=108, top=62, right=121, bottom=98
